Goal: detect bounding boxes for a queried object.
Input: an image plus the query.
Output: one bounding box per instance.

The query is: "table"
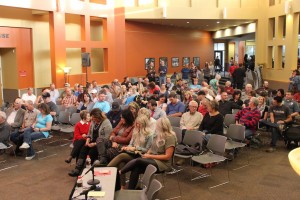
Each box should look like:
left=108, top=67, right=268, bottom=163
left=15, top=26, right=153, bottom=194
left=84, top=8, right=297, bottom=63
left=71, top=167, right=117, bottom=200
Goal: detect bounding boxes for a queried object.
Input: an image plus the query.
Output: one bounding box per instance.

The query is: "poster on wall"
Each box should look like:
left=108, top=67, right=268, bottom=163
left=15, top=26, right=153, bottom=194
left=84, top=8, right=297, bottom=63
left=182, top=57, right=190, bottom=66
left=159, top=57, right=168, bottom=67
left=145, top=58, right=155, bottom=70
left=171, top=57, right=179, bottom=67
left=193, top=57, right=200, bottom=67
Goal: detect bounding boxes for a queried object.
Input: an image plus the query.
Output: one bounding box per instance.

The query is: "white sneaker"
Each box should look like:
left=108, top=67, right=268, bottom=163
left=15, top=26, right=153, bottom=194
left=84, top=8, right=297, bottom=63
left=19, top=142, right=30, bottom=149
left=25, top=154, right=35, bottom=160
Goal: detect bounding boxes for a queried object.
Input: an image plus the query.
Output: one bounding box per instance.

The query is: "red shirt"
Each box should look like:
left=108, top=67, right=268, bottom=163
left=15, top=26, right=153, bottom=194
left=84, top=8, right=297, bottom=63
left=73, top=121, right=91, bottom=142
left=224, top=86, right=234, bottom=95
left=149, top=85, right=160, bottom=94
left=294, top=93, right=300, bottom=103
left=198, top=105, right=208, bottom=117
left=229, top=65, right=238, bottom=76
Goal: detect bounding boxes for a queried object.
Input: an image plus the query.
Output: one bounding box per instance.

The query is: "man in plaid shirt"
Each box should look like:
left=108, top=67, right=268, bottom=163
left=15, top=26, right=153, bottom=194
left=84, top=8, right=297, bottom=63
left=62, top=87, right=77, bottom=107
left=235, top=97, right=261, bottom=138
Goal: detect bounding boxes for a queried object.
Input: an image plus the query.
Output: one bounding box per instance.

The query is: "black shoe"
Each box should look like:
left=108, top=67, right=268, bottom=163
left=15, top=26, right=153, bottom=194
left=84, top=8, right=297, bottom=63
left=98, top=158, right=108, bottom=166
left=65, top=157, right=72, bottom=164
left=68, top=169, right=80, bottom=177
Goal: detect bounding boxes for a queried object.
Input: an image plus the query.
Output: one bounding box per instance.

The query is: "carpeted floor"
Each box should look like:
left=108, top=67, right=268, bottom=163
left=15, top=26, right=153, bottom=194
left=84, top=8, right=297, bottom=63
left=0, top=134, right=299, bottom=200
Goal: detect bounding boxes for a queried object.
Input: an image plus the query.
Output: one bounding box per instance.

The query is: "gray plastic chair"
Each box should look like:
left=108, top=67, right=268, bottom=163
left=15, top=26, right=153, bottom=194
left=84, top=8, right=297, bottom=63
left=223, top=114, right=236, bottom=134
left=172, top=126, right=182, bottom=144
left=167, top=116, right=181, bottom=127
left=141, top=164, right=157, bottom=192
left=146, top=179, right=163, bottom=200
left=174, top=130, right=205, bottom=165
left=191, top=134, right=229, bottom=189
left=60, top=113, right=81, bottom=135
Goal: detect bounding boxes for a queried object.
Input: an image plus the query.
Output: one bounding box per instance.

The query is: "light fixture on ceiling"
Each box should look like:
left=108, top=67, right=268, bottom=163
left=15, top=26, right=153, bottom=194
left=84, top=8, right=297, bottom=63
left=187, top=21, right=190, bottom=24
left=217, top=21, right=220, bottom=24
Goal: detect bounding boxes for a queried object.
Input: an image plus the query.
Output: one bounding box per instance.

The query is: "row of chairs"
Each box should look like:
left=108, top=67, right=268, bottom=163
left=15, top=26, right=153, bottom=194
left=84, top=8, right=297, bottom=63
left=171, top=124, right=248, bottom=189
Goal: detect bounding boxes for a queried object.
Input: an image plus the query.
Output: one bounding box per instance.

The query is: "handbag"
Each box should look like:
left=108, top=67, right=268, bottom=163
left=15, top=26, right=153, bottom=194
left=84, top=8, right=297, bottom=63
left=175, top=143, right=201, bottom=155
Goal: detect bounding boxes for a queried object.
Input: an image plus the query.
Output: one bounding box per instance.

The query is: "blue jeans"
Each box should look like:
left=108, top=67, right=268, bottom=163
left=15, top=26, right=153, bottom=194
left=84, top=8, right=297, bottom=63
left=245, top=129, right=254, bottom=138
left=159, top=76, right=166, bottom=85
left=23, top=127, right=46, bottom=156
left=270, top=127, right=280, bottom=147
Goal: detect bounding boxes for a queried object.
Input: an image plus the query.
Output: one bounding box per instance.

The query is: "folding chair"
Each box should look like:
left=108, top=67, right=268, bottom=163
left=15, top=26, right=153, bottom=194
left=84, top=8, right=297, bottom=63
left=50, top=111, right=71, bottom=146
left=191, top=134, right=229, bottom=189
left=225, top=124, right=249, bottom=170
left=223, top=114, right=236, bottom=134
left=167, top=116, right=181, bottom=127
left=0, top=143, right=18, bottom=171
left=66, top=106, right=77, bottom=116
left=172, top=126, right=182, bottom=144
left=115, top=179, right=162, bottom=200
left=60, top=113, right=81, bottom=138
left=174, top=130, right=205, bottom=166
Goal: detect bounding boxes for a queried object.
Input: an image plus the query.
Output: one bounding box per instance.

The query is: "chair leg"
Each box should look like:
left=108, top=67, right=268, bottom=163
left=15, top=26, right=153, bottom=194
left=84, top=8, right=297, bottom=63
left=209, top=160, right=230, bottom=189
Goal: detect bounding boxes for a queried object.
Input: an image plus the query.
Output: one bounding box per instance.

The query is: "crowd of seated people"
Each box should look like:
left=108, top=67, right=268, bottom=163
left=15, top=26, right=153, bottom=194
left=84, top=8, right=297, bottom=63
left=1, top=63, right=300, bottom=192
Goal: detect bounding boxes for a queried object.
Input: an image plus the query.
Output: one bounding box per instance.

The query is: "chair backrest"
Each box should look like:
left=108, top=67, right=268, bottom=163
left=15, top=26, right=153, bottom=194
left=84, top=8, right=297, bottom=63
left=141, top=164, right=157, bottom=192
left=67, top=106, right=77, bottom=116
left=182, top=130, right=205, bottom=151
left=207, top=134, right=227, bottom=155
left=113, top=98, right=123, bottom=105
left=146, top=179, right=163, bottom=200
left=58, top=111, right=70, bottom=124
left=56, top=105, right=66, bottom=115
left=172, top=126, right=182, bottom=144
left=70, top=113, right=81, bottom=125
left=167, top=116, right=181, bottom=127
left=224, top=114, right=236, bottom=127
left=227, top=124, right=245, bottom=141
left=232, top=109, right=240, bottom=115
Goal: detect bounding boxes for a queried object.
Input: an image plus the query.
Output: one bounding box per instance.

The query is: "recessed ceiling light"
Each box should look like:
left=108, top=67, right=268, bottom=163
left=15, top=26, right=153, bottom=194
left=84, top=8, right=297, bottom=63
left=187, top=21, right=190, bottom=23
left=206, top=25, right=209, bottom=26
left=217, top=21, right=220, bottom=24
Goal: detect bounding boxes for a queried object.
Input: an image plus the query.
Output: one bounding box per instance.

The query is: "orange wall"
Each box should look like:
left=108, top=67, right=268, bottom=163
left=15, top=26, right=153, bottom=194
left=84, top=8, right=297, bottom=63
left=125, top=21, right=214, bottom=77
left=0, top=27, right=34, bottom=88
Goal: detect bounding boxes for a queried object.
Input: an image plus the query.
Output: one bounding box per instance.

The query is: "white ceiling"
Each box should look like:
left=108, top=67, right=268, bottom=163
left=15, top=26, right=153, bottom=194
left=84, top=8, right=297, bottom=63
left=126, top=19, right=256, bottom=32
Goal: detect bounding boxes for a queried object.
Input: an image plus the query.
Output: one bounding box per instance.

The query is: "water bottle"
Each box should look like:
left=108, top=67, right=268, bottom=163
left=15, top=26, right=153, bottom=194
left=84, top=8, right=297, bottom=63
left=86, top=155, right=91, bottom=168
left=76, top=176, right=83, bottom=187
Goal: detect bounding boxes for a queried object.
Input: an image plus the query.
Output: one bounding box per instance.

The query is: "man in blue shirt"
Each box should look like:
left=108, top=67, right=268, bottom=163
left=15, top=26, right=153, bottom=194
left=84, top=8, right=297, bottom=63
left=93, top=90, right=111, bottom=113
left=166, top=92, right=185, bottom=117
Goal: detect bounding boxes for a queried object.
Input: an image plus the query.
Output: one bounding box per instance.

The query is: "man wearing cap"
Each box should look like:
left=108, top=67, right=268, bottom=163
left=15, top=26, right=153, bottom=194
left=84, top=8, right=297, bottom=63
left=166, top=92, right=185, bottom=117
left=43, top=92, right=57, bottom=119
left=93, top=89, right=111, bottom=113
left=90, top=89, right=98, bottom=103
left=102, top=85, right=113, bottom=105
left=106, top=102, right=122, bottom=128
left=21, top=88, right=37, bottom=103
left=147, top=99, right=166, bottom=120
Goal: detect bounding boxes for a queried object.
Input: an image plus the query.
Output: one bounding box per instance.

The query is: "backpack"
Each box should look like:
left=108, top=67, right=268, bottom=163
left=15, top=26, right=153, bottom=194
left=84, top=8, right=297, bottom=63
left=284, top=126, right=300, bottom=150
left=175, top=143, right=202, bottom=155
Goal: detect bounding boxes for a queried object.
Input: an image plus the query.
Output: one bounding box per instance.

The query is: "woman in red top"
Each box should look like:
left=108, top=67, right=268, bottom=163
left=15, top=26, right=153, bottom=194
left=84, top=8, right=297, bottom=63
left=65, top=110, right=91, bottom=163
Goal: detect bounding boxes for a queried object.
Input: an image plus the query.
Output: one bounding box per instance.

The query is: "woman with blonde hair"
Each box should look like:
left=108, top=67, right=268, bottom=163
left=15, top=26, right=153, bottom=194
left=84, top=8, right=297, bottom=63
left=107, top=115, right=153, bottom=188
left=119, top=117, right=176, bottom=189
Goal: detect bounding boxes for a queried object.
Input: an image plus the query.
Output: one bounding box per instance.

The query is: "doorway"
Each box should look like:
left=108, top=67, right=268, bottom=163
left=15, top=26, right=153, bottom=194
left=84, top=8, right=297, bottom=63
left=214, top=50, right=223, bottom=72
left=0, top=48, right=17, bottom=107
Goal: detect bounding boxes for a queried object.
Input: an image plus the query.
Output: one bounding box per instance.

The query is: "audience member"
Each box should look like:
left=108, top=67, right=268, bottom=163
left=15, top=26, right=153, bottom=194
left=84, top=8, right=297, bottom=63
left=209, top=74, right=221, bottom=93
left=190, top=78, right=202, bottom=93
left=68, top=108, right=112, bottom=176
left=49, top=83, right=59, bottom=104
left=229, top=90, right=243, bottom=107
left=21, top=87, right=37, bottom=103
left=257, top=96, right=269, bottom=120
left=10, top=100, right=38, bottom=155
left=235, top=97, right=261, bottom=138
left=19, top=103, right=53, bottom=160
left=166, top=92, right=185, bottom=117
left=241, top=84, right=253, bottom=101
left=224, top=81, right=234, bottom=95
left=159, top=59, right=168, bottom=85
left=157, top=94, right=167, bottom=112
left=119, top=117, right=176, bottom=189
left=256, top=81, right=272, bottom=97
left=93, top=89, right=111, bottom=113
left=102, top=85, right=114, bottom=105
left=97, top=109, right=135, bottom=165
left=284, top=91, right=300, bottom=120
left=62, top=87, right=77, bottom=108
left=0, top=111, right=11, bottom=147
left=77, top=92, right=94, bottom=113
left=108, top=115, right=153, bottom=188
left=148, top=99, right=166, bottom=120
left=65, top=110, right=91, bottom=164
left=197, top=91, right=209, bottom=117
left=219, top=91, right=241, bottom=116
left=165, top=77, right=174, bottom=92
left=232, top=64, right=245, bottom=90
left=5, top=98, right=25, bottom=131
left=199, top=100, right=224, bottom=141
left=106, top=102, right=122, bottom=128
left=128, top=102, right=140, bottom=119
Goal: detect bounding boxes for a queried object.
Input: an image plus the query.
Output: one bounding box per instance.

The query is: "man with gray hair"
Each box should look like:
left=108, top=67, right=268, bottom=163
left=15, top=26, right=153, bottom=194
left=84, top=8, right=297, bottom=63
left=235, top=97, right=261, bottom=138
left=5, top=97, right=25, bottom=131
left=0, top=111, right=11, bottom=147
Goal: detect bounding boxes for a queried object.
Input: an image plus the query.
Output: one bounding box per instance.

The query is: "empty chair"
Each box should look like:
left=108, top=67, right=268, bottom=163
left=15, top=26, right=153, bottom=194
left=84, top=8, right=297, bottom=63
left=223, top=114, right=236, bottom=134
left=51, top=111, right=71, bottom=131
left=56, top=105, right=66, bottom=115
left=60, top=113, right=81, bottom=135
left=66, top=106, right=77, bottom=116
left=168, top=116, right=181, bottom=127
left=140, top=164, right=157, bottom=191
left=114, top=179, right=162, bottom=200
left=191, top=134, right=229, bottom=189
left=232, top=109, right=240, bottom=115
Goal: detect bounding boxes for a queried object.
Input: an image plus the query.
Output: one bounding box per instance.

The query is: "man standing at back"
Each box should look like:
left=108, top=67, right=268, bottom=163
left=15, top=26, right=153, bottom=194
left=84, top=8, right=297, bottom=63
left=159, top=59, right=168, bottom=85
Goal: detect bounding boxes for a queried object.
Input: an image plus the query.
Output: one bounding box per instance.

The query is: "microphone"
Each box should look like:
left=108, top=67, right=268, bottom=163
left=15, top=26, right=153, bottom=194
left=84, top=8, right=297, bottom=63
left=73, top=185, right=97, bottom=198
left=84, top=160, right=101, bottom=175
